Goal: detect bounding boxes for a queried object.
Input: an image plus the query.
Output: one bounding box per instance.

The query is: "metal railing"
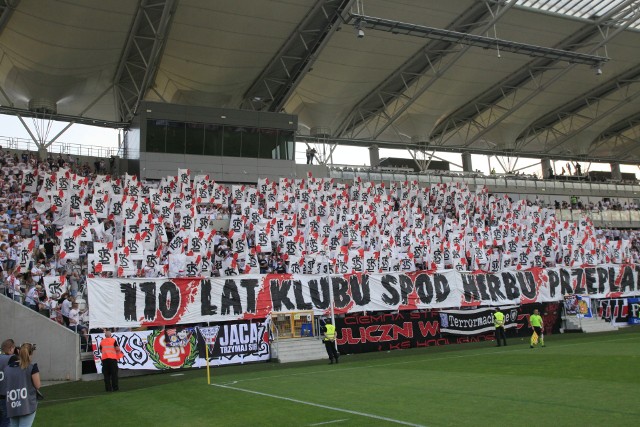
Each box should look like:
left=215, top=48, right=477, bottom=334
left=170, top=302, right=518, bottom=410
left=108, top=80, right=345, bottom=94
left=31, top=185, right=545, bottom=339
left=556, top=208, right=640, bottom=227
left=328, top=168, right=640, bottom=195
left=270, top=321, right=279, bottom=360
left=0, top=136, right=119, bottom=159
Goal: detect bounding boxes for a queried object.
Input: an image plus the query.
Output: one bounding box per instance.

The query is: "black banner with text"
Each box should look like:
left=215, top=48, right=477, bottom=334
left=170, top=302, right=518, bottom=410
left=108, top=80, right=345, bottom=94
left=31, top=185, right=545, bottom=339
left=335, top=303, right=561, bottom=353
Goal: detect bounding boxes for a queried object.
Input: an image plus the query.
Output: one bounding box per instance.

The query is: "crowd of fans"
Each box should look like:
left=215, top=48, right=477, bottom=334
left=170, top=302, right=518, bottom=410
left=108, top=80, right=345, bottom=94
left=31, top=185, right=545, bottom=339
left=1, top=147, right=640, bottom=349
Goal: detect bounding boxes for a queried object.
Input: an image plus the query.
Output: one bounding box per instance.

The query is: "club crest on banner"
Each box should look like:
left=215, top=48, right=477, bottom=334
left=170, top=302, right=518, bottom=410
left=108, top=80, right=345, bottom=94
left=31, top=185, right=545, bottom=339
left=198, top=326, right=221, bottom=345
left=146, top=329, right=198, bottom=369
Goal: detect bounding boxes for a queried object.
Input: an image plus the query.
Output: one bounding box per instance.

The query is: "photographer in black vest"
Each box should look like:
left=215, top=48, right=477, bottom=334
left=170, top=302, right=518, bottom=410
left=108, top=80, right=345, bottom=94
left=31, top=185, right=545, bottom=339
left=0, top=339, right=17, bottom=427
left=2, top=343, right=40, bottom=427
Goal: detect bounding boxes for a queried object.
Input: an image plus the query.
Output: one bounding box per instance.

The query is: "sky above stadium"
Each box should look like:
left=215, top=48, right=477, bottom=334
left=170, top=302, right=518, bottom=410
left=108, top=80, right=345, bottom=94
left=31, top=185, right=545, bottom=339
left=0, top=113, right=636, bottom=179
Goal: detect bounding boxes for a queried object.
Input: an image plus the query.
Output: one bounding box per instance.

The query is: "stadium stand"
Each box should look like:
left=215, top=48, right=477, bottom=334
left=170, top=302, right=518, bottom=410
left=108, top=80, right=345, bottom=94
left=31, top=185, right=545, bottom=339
left=1, top=146, right=640, bottom=345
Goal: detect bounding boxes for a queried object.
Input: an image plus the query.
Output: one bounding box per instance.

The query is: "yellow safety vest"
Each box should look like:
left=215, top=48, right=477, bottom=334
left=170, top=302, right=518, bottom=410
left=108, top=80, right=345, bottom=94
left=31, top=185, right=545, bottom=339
left=494, top=312, right=505, bottom=328
left=530, top=314, right=543, bottom=328
left=324, top=324, right=336, bottom=341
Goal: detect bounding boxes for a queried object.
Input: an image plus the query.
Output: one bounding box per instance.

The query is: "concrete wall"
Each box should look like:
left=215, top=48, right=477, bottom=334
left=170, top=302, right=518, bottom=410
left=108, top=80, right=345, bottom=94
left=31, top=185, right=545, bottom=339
left=0, top=295, right=80, bottom=381
left=139, top=152, right=297, bottom=183
left=295, top=163, right=329, bottom=178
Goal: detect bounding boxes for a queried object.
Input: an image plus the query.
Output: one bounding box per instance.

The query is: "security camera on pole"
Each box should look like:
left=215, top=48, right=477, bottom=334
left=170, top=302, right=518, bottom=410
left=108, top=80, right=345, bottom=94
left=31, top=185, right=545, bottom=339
left=354, top=0, right=365, bottom=39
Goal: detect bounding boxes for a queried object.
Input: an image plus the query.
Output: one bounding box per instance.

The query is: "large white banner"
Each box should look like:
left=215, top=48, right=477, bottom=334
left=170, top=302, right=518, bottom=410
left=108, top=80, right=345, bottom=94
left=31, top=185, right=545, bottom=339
left=88, top=264, right=640, bottom=328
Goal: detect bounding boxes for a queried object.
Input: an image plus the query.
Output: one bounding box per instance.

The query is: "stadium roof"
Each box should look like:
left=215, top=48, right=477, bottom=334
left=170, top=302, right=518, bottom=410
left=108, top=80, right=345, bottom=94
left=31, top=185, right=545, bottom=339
left=1, top=0, right=640, bottom=162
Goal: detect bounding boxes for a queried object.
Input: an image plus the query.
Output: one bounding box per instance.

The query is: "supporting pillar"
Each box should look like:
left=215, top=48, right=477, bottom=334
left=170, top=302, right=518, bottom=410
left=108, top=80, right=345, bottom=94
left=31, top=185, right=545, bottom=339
left=38, top=146, right=48, bottom=161
left=369, top=144, right=380, bottom=167
left=112, top=155, right=121, bottom=176
left=541, top=158, right=552, bottom=179
left=610, top=162, right=621, bottom=181
left=461, top=151, right=472, bottom=172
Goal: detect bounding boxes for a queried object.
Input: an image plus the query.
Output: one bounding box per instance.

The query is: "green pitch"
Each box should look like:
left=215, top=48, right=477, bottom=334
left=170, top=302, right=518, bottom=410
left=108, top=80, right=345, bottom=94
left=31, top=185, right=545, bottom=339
left=37, top=328, right=640, bottom=426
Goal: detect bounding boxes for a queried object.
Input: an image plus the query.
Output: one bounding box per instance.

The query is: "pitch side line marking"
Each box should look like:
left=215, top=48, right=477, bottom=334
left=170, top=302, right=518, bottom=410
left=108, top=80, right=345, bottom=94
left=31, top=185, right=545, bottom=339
left=308, top=419, right=349, bottom=426
left=43, top=395, right=102, bottom=403
left=212, top=383, right=427, bottom=427
left=219, top=336, right=637, bottom=385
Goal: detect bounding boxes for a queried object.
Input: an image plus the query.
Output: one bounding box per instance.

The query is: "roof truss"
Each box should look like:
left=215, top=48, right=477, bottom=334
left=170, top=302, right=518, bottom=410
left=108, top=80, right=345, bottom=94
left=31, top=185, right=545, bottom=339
left=241, top=0, right=355, bottom=112
left=113, top=0, right=178, bottom=123
left=590, top=111, right=640, bottom=158
left=515, top=64, right=640, bottom=154
left=0, top=107, right=126, bottom=129
left=518, top=0, right=640, bottom=30
left=296, top=133, right=629, bottom=162
left=0, top=0, right=18, bottom=36
left=334, top=0, right=518, bottom=140
left=429, top=0, right=640, bottom=149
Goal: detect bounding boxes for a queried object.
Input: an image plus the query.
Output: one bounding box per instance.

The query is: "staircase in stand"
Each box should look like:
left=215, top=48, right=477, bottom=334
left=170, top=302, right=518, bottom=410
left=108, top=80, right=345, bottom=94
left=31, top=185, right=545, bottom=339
left=564, top=316, right=619, bottom=333
left=271, top=337, right=329, bottom=363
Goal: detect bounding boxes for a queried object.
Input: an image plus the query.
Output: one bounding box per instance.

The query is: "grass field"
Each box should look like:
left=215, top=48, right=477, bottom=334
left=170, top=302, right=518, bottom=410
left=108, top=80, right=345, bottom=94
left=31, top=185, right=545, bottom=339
left=37, top=328, right=640, bottom=427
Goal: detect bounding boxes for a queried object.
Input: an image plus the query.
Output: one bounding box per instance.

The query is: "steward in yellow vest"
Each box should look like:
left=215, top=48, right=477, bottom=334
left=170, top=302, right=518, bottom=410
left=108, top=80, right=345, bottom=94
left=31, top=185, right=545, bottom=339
left=493, top=308, right=507, bottom=347
left=321, top=319, right=339, bottom=364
